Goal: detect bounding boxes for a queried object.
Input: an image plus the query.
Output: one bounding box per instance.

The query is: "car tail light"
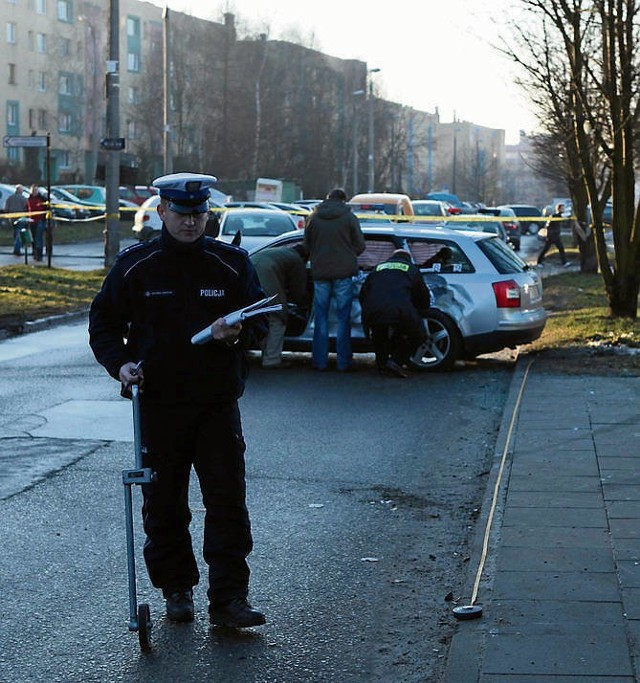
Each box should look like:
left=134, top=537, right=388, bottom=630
left=493, top=280, right=521, bottom=308
left=297, top=217, right=305, bottom=229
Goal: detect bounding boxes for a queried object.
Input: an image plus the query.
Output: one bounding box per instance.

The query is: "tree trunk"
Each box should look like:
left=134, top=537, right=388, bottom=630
left=606, top=273, right=640, bottom=318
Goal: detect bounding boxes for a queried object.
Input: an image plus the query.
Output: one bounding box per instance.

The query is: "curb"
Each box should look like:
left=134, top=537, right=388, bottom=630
left=0, top=309, right=88, bottom=341
left=441, top=355, right=530, bottom=681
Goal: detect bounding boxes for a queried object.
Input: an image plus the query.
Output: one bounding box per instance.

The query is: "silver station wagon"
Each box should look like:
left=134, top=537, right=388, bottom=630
left=248, top=224, right=547, bottom=371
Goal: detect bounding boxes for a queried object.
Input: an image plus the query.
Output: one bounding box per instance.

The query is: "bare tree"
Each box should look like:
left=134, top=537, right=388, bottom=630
left=506, top=0, right=640, bottom=317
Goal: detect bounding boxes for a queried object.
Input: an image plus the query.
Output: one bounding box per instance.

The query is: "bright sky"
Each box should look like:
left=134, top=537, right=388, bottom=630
left=151, top=0, right=535, bottom=145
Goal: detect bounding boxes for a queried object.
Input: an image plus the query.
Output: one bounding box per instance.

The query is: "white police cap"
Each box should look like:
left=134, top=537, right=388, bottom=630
left=152, top=172, right=218, bottom=214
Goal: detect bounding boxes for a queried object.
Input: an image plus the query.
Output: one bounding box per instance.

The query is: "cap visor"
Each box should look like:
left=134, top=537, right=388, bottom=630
left=168, top=200, right=209, bottom=214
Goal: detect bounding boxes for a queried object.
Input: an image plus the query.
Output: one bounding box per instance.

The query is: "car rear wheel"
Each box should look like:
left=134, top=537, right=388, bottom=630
left=408, top=310, right=461, bottom=372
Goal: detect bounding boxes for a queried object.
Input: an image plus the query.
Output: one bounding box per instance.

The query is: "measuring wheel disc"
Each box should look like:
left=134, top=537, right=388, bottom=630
left=453, top=604, right=483, bottom=620
left=138, top=603, right=152, bottom=649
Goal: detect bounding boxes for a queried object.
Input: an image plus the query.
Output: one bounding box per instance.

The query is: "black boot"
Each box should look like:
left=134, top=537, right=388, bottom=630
left=165, top=590, right=194, bottom=622
left=209, top=597, right=266, bottom=628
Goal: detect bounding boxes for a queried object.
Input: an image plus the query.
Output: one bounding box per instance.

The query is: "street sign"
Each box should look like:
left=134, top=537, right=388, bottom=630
left=3, top=135, right=49, bottom=148
left=100, top=137, right=126, bottom=151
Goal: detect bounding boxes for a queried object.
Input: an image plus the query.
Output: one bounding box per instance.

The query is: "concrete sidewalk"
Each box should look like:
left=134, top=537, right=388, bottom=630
left=443, top=359, right=640, bottom=682
left=0, top=238, right=136, bottom=270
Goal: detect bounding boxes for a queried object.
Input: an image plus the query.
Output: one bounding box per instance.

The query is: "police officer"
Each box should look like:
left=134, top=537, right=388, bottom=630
left=359, top=248, right=431, bottom=378
left=89, top=172, right=268, bottom=628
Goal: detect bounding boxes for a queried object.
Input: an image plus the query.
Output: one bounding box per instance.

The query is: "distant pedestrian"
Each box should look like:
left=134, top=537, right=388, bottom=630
left=26, top=185, right=47, bottom=261
left=4, top=184, right=28, bottom=256
left=251, top=244, right=310, bottom=368
left=537, top=202, right=570, bottom=267
left=359, top=249, right=431, bottom=378
left=303, top=188, right=365, bottom=371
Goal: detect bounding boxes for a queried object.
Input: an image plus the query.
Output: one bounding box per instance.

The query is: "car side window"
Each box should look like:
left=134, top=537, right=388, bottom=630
left=357, top=238, right=397, bottom=270
left=407, top=239, right=474, bottom=274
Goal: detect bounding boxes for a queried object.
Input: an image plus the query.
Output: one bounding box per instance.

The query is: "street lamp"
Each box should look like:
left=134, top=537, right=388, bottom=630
left=367, top=68, right=381, bottom=193
left=352, top=89, right=364, bottom=194
left=163, top=3, right=172, bottom=174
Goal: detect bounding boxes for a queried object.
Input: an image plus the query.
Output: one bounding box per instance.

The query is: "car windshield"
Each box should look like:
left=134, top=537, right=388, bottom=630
left=477, top=235, right=528, bottom=274
left=221, top=212, right=293, bottom=236
left=413, top=203, right=442, bottom=216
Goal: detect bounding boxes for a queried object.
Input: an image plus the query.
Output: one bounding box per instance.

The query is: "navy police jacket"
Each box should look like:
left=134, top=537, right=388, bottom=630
left=89, top=228, right=268, bottom=404
left=359, top=251, right=431, bottom=327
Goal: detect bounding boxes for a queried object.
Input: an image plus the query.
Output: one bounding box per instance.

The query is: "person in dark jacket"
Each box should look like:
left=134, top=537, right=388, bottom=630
left=5, top=184, right=28, bottom=256
left=89, top=172, right=268, bottom=629
left=303, top=188, right=365, bottom=371
left=537, top=202, right=570, bottom=267
left=359, top=249, right=431, bottom=378
left=250, top=244, right=309, bottom=368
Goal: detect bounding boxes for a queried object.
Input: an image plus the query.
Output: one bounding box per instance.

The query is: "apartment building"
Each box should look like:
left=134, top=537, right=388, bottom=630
left=1, top=0, right=164, bottom=183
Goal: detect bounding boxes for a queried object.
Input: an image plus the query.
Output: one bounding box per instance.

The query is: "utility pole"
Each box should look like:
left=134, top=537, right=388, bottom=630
left=104, top=0, right=120, bottom=268
left=163, top=4, right=172, bottom=174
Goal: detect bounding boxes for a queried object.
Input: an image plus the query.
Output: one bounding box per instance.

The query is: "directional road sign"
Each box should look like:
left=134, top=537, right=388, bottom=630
left=3, top=135, right=49, bottom=148
left=100, top=137, right=126, bottom=151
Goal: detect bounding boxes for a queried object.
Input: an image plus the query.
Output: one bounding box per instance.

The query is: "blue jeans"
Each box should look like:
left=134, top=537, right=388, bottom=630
left=312, top=278, right=355, bottom=370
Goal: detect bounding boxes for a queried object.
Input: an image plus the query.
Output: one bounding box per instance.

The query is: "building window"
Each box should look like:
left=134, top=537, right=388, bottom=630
left=59, top=73, right=71, bottom=95
left=57, top=0, right=71, bottom=22
left=38, top=109, right=47, bottom=128
left=37, top=71, right=47, bottom=91
left=127, top=52, right=140, bottom=72
left=127, top=17, right=140, bottom=37
left=36, top=33, right=47, bottom=53
left=59, top=112, right=72, bottom=133
left=127, top=120, right=138, bottom=140
left=128, top=86, right=139, bottom=104
left=7, top=22, right=17, bottom=44
left=29, top=108, right=36, bottom=128
left=59, top=37, right=70, bottom=57
left=58, top=150, right=71, bottom=168
left=8, top=148, right=19, bottom=164
left=36, top=0, right=46, bottom=14
left=9, top=63, right=16, bottom=85
left=7, top=101, right=19, bottom=127
left=28, top=69, right=34, bottom=89
left=27, top=31, right=34, bottom=51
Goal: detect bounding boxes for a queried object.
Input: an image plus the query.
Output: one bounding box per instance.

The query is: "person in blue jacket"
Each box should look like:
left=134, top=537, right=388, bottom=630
left=89, top=172, right=268, bottom=629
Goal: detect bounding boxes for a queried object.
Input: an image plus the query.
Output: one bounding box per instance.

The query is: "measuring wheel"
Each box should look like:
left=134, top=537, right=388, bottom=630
left=137, top=603, right=152, bottom=649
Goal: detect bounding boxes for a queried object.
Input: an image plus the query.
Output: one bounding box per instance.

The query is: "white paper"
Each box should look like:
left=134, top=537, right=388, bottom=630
left=191, top=295, right=282, bottom=345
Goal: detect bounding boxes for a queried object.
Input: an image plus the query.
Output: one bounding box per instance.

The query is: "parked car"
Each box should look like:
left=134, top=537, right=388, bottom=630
left=223, top=201, right=308, bottom=228
left=478, top=206, right=521, bottom=251
left=349, top=192, right=415, bottom=221
left=131, top=194, right=223, bottom=241
left=499, top=204, right=543, bottom=235
left=444, top=217, right=511, bottom=245
left=43, top=186, right=92, bottom=221
left=248, top=223, right=547, bottom=371
left=56, top=184, right=138, bottom=220
left=218, top=208, right=298, bottom=252
left=119, top=185, right=158, bottom=206
left=411, top=199, right=450, bottom=221
left=292, top=199, right=322, bottom=211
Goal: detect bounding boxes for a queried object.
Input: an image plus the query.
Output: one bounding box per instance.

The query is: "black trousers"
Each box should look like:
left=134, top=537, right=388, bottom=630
left=537, top=232, right=566, bottom=264
left=139, top=400, right=253, bottom=606
left=370, top=309, right=427, bottom=368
